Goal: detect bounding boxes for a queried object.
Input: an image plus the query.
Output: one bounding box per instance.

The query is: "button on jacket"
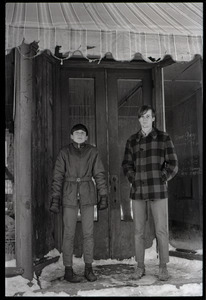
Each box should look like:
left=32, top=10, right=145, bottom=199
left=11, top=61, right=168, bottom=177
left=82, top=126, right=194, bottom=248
left=122, top=127, right=178, bottom=200
left=51, top=142, right=107, bottom=207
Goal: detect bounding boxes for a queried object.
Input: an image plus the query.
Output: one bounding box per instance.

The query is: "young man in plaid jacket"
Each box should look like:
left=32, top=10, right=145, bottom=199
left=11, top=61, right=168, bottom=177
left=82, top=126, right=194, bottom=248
left=122, top=105, right=178, bottom=281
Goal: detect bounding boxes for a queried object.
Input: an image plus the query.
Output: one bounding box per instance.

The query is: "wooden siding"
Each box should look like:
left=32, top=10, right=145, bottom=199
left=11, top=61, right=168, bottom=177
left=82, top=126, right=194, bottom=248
left=5, top=49, right=15, bottom=132
left=32, top=53, right=56, bottom=258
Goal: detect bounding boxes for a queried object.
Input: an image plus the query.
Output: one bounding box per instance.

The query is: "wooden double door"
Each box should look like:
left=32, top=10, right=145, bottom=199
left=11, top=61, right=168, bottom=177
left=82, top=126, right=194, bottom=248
left=55, top=66, right=152, bottom=259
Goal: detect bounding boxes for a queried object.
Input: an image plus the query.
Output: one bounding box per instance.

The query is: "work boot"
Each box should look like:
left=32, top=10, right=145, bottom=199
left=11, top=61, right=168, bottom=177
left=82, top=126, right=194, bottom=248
left=84, top=263, right=97, bottom=282
left=64, top=266, right=82, bottom=283
left=129, top=265, right=145, bottom=280
left=134, top=266, right=145, bottom=279
left=158, top=265, right=169, bottom=281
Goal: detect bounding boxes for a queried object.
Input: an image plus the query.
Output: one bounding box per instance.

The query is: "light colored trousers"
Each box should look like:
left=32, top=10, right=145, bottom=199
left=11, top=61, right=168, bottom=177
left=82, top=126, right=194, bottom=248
left=62, top=205, right=94, bottom=266
left=132, top=199, right=169, bottom=265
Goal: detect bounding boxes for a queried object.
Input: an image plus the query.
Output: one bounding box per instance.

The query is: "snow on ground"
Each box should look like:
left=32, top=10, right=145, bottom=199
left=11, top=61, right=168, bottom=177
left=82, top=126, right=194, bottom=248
left=77, top=283, right=203, bottom=297
left=5, top=241, right=203, bottom=297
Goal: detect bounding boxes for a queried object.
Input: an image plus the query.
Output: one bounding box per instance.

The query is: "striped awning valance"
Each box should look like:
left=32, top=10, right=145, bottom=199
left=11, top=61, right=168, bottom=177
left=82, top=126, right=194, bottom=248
left=6, top=3, right=203, bottom=62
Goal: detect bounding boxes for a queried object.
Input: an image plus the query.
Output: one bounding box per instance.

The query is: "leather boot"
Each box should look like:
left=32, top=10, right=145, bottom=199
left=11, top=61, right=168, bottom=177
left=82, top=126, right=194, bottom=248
left=130, top=266, right=145, bottom=280
left=64, top=266, right=82, bottom=283
left=84, top=263, right=97, bottom=282
left=158, top=265, right=169, bottom=281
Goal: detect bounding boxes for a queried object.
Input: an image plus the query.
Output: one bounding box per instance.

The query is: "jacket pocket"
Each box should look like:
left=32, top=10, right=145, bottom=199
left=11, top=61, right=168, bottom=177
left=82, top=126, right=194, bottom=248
left=62, top=182, right=78, bottom=206
left=80, top=181, right=97, bottom=205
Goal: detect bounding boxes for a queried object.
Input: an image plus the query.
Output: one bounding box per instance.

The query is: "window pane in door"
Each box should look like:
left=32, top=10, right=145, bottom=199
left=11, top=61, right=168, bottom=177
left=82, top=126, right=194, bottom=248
left=66, top=78, right=96, bottom=146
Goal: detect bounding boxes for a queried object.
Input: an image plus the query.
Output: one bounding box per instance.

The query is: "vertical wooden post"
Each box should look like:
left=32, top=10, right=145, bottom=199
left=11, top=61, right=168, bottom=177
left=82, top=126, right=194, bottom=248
left=152, top=66, right=165, bottom=131
left=14, top=41, right=37, bottom=280
left=53, top=63, right=63, bottom=252
left=196, top=58, right=203, bottom=231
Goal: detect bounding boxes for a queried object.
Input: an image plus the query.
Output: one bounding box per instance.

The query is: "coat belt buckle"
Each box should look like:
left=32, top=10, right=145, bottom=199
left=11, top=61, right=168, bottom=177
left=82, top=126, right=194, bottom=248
left=76, top=178, right=81, bottom=182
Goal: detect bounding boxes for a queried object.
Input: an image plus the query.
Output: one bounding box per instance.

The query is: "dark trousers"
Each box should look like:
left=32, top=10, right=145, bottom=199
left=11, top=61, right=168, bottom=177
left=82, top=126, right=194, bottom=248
left=62, top=205, right=94, bottom=266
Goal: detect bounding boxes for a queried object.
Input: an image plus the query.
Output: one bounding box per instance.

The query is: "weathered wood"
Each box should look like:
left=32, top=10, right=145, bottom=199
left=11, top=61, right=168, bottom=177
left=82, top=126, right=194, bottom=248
left=169, top=250, right=202, bottom=261
left=53, top=62, right=63, bottom=253
left=176, top=248, right=197, bottom=253
left=5, top=267, right=24, bottom=278
left=14, top=42, right=37, bottom=281
left=32, top=53, right=56, bottom=258
left=195, top=59, right=203, bottom=231
left=33, top=256, right=60, bottom=276
left=91, top=69, right=109, bottom=259
left=152, top=66, right=165, bottom=131
left=5, top=49, right=15, bottom=131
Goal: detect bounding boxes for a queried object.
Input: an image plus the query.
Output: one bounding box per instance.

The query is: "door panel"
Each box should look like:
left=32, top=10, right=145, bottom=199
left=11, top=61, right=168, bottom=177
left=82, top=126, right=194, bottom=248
left=59, top=69, right=110, bottom=259
left=107, top=70, right=152, bottom=259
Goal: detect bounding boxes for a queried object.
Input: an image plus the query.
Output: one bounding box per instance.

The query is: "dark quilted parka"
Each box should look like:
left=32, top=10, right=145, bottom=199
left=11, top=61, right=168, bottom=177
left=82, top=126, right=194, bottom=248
left=51, top=142, right=108, bottom=207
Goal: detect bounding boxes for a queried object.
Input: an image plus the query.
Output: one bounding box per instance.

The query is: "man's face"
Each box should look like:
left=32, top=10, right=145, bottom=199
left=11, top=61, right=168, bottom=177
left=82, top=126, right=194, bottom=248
left=71, top=130, right=88, bottom=144
left=139, top=109, right=155, bottom=130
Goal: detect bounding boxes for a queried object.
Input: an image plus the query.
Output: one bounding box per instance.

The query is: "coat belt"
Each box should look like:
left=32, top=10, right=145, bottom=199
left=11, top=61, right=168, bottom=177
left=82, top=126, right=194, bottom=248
left=65, top=176, right=92, bottom=182
left=65, top=176, right=92, bottom=200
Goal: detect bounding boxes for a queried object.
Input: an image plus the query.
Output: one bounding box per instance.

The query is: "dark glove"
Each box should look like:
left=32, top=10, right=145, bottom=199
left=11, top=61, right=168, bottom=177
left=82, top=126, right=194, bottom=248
left=128, top=175, right=135, bottom=184
left=97, top=195, right=108, bottom=210
left=127, top=172, right=135, bottom=184
left=49, top=198, right=60, bottom=214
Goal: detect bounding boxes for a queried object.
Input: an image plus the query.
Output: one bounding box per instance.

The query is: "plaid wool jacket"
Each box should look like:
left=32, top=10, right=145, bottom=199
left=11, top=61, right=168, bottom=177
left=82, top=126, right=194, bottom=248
left=122, top=127, right=178, bottom=200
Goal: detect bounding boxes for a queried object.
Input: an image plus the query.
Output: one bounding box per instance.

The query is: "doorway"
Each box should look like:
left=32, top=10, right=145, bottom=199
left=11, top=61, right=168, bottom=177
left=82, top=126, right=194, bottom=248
left=55, top=66, right=153, bottom=259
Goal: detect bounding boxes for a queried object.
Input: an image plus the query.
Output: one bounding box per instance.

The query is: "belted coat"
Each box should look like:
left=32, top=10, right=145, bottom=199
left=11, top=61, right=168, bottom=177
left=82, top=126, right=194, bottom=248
left=51, top=142, right=108, bottom=207
left=122, top=127, right=178, bottom=200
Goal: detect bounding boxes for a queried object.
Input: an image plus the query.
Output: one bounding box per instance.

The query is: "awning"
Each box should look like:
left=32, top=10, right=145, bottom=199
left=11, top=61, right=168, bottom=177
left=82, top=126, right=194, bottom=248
left=6, top=3, right=203, bottom=62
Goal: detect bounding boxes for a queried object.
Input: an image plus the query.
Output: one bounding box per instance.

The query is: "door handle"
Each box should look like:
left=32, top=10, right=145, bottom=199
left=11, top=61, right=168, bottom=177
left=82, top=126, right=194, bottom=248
left=109, top=174, right=119, bottom=208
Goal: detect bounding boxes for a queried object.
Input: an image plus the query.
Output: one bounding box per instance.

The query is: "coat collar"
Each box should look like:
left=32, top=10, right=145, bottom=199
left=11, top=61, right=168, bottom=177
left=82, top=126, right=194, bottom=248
left=136, top=127, right=158, bottom=142
left=72, top=141, right=87, bottom=149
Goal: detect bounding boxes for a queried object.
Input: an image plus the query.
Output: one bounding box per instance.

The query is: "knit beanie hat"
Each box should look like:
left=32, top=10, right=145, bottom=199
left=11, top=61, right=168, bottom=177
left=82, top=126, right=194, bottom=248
left=70, top=124, right=88, bottom=136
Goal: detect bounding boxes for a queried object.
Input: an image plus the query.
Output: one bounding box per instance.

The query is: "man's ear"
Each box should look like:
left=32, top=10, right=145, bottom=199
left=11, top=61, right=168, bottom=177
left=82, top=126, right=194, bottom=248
left=85, top=136, right=88, bottom=141
left=70, top=134, right=74, bottom=140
